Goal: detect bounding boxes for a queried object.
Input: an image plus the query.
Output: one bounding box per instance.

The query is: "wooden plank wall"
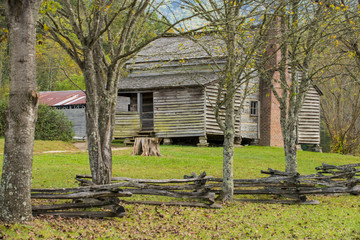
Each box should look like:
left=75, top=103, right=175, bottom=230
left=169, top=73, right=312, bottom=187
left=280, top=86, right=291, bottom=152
left=114, top=112, right=141, bottom=138
left=205, top=80, right=260, bottom=140
left=153, top=87, right=206, bottom=138
left=298, top=85, right=321, bottom=144
left=61, top=108, right=87, bottom=139
left=205, top=84, right=240, bottom=136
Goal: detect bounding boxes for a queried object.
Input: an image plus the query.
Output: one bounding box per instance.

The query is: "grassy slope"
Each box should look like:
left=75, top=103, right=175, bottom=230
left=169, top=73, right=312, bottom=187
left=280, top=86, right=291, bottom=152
left=0, top=138, right=79, bottom=154
left=1, top=144, right=360, bottom=239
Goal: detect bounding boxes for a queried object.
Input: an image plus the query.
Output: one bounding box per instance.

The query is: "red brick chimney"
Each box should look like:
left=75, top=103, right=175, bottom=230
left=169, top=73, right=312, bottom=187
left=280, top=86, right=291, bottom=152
left=259, top=17, right=288, bottom=147
left=259, top=73, right=284, bottom=147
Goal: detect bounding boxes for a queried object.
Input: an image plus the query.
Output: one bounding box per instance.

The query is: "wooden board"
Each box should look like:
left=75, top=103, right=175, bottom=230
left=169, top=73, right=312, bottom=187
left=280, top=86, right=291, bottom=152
left=298, top=85, right=321, bottom=144
left=153, top=87, right=206, bottom=138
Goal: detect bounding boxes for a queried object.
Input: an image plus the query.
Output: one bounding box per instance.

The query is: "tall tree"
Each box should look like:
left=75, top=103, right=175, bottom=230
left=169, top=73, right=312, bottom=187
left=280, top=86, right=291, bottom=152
left=41, top=0, right=176, bottom=184
left=36, top=38, right=84, bottom=91
left=0, top=0, right=42, bottom=222
left=318, top=0, right=360, bottom=154
left=320, top=65, right=360, bottom=154
left=183, top=0, right=274, bottom=201
left=257, top=0, right=330, bottom=172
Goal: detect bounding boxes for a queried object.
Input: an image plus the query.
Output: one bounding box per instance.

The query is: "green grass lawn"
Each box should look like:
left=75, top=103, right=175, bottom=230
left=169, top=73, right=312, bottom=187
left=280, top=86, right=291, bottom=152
left=1, top=143, right=360, bottom=239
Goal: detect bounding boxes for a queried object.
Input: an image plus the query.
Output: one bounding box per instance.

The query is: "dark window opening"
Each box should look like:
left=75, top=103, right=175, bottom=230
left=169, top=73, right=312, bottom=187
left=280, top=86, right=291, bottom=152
left=141, top=92, right=154, bottom=131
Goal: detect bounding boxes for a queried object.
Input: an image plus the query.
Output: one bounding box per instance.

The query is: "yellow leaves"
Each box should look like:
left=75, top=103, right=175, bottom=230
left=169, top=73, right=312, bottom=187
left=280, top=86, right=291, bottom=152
left=40, top=0, right=61, bottom=15
left=167, top=28, right=175, bottom=34
left=43, top=23, right=50, bottom=32
left=178, top=43, right=185, bottom=50
left=102, top=5, right=111, bottom=12
left=348, top=51, right=355, bottom=58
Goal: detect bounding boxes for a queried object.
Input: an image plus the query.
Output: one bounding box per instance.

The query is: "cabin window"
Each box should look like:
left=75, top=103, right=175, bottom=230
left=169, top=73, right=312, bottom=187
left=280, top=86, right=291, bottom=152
left=250, top=101, right=258, bottom=116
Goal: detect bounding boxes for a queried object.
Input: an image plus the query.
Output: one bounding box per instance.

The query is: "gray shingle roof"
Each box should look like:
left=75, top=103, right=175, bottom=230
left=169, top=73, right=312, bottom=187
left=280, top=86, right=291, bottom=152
left=118, top=72, right=218, bottom=91
left=132, top=35, right=225, bottom=63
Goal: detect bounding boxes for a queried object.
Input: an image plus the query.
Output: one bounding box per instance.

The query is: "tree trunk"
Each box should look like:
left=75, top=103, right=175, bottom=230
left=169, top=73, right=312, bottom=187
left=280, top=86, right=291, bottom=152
left=82, top=48, right=117, bottom=185
left=132, top=137, right=161, bottom=156
left=221, top=99, right=235, bottom=202
left=0, top=0, right=41, bottom=222
left=83, top=87, right=113, bottom=185
left=283, top=119, right=298, bottom=173
left=85, top=102, right=113, bottom=185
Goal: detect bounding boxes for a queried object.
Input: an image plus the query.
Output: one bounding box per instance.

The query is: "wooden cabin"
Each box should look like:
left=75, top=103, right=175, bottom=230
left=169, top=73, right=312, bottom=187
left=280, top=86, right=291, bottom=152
left=114, top=36, right=322, bottom=148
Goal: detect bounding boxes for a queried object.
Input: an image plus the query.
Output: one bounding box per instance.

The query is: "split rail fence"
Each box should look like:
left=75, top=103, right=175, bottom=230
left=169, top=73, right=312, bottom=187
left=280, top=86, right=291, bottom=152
left=31, top=163, right=360, bottom=218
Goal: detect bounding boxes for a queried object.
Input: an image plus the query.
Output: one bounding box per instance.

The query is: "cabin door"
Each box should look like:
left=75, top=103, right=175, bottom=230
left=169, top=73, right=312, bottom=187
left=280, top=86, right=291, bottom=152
left=140, top=92, right=154, bottom=131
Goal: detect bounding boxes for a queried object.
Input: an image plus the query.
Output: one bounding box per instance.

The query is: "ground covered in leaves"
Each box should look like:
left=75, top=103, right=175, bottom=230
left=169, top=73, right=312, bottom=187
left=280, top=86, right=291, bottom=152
left=0, top=144, right=360, bottom=239
left=1, top=196, right=360, bottom=239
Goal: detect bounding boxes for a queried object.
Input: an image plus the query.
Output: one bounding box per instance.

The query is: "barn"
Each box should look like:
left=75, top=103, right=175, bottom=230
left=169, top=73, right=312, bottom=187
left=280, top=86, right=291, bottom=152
left=39, top=90, right=87, bottom=140
left=114, top=36, right=322, bottom=148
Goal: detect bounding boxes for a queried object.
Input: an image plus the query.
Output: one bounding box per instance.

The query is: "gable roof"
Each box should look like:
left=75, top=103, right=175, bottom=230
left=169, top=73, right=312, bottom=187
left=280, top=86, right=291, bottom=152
left=120, top=35, right=224, bottom=91
left=39, top=90, right=86, bottom=106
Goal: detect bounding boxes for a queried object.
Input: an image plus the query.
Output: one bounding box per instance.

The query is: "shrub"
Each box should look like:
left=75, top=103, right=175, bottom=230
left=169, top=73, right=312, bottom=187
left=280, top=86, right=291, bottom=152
left=0, top=102, right=74, bottom=141
left=35, top=104, right=74, bottom=141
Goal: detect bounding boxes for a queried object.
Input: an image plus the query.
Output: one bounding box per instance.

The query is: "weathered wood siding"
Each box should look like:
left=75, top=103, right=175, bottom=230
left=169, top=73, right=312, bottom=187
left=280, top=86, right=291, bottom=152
left=240, top=91, right=260, bottom=140
left=205, top=79, right=260, bottom=140
left=153, top=87, right=205, bottom=138
left=61, top=107, right=87, bottom=139
left=114, top=112, right=141, bottom=138
left=205, top=84, right=239, bottom=136
left=298, top=85, right=321, bottom=144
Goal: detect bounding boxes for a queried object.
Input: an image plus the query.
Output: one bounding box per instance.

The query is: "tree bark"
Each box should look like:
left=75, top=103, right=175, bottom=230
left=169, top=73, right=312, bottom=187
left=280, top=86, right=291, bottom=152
left=221, top=99, right=235, bottom=202
left=0, top=0, right=42, bottom=222
left=283, top=120, right=298, bottom=173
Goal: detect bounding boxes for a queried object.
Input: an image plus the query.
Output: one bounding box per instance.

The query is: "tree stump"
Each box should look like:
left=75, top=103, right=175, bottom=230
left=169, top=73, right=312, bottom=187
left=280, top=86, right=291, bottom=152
left=132, top=137, right=161, bottom=156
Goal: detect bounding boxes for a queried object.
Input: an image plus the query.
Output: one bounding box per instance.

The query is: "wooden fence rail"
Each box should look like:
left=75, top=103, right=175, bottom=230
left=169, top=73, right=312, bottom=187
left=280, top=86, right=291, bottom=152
left=31, top=163, right=360, bottom=218
left=31, top=184, right=133, bottom=218
left=75, top=163, right=360, bottom=205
